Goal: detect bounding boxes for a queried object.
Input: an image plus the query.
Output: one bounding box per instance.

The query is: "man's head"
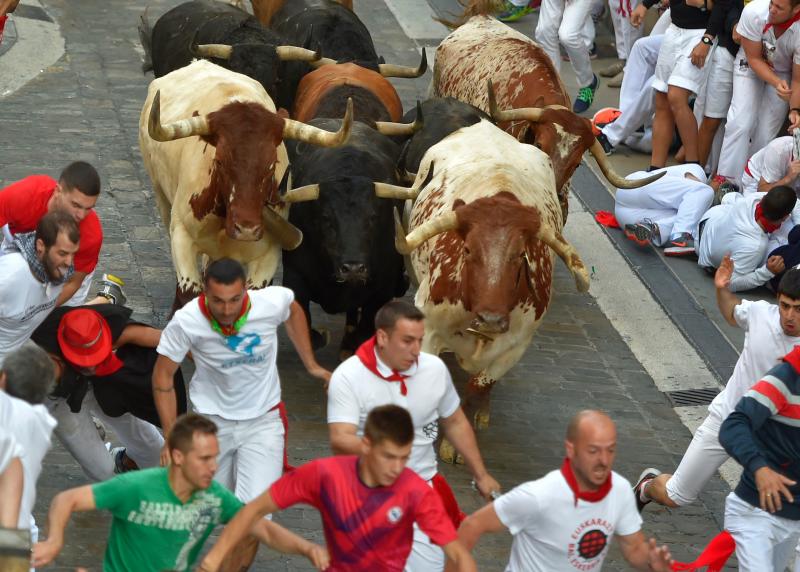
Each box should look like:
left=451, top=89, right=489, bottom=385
left=761, top=186, right=797, bottom=225
left=35, top=210, right=80, bottom=282
left=168, top=413, right=220, bottom=490
left=777, top=268, right=800, bottom=336
left=203, top=258, right=247, bottom=328
left=57, top=309, right=113, bottom=374
left=769, top=0, right=800, bottom=24
left=51, top=162, right=100, bottom=224
left=565, top=410, right=617, bottom=491
left=361, top=405, right=414, bottom=487
left=374, top=300, right=425, bottom=371
left=0, top=342, right=56, bottom=404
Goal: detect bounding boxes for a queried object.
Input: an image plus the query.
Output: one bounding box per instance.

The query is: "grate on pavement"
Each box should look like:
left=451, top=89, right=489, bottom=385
left=665, top=387, right=720, bottom=407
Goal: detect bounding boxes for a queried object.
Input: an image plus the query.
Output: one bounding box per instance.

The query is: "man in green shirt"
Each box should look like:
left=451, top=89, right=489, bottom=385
left=32, top=413, right=329, bottom=571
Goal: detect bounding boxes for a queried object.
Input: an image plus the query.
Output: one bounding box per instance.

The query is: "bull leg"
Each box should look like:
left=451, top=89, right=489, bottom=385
left=464, top=371, right=496, bottom=430
left=340, top=307, right=360, bottom=361
left=170, top=224, right=202, bottom=312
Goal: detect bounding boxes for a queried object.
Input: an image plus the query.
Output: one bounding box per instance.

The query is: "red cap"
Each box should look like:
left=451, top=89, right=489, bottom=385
left=57, top=309, right=112, bottom=368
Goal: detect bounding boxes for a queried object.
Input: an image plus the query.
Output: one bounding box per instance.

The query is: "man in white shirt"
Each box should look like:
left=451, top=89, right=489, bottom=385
left=454, top=410, right=674, bottom=571
left=634, top=259, right=800, bottom=510
left=153, top=257, right=331, bottom=568
left=697, top=186, right=796, bottom=291
left=327, top=299, right=501, bottom=572
left=0, top=210, right=79, bottom=366
left=741, top=135, right=800, bottom=196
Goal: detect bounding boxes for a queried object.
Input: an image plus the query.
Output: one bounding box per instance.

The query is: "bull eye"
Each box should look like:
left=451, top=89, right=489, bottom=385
left=464, top=246, right=471, bottom=255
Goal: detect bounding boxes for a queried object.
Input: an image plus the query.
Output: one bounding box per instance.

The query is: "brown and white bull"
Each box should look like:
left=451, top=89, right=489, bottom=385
left=390, top=116, right=588, bottom=461
left=139, top=59, right=352, bottom=307
left=434, top=13, right=661, bottom=220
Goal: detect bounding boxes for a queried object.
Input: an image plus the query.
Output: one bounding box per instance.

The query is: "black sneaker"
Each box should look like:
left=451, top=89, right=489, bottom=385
left=623, top=220, right=659, bottom=246
left=633, top=468, right=661, bottom=512
left=95, top=273, right=127, bottom=305
left=664, top=233, right=695, bottom=257
left=596, top=132, right=614, bottom=155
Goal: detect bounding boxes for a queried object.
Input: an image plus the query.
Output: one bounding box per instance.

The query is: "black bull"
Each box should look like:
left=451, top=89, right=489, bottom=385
left=283, top=120, right=408, bottom=356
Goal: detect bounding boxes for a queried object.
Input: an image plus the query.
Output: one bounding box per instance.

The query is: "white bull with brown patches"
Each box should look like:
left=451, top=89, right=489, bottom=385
left=391, top=119, right=589, bottom=459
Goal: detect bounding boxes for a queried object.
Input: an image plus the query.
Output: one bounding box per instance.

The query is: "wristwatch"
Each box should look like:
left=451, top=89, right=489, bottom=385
left=701, top=36, right=713, bottom=46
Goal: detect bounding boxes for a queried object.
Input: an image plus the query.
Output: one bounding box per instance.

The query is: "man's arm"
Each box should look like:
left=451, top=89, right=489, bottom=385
left=115, top=324, right=161, bottom=349
left=32, top=486, right=96, bottom=568
left=742, top=37, right=789, bottom=97
left=0, top=457, right=22, bottom=527
left=757, top=161, right=800, bottom=193
left=55, top=272, right=87, bottom=307
left=152, top=355, right=180, bottom=465
left=444, top=503, right=506, bottom=572
left=714, top=254, right=742, bottom=326
left=328, top=422, right=362, bottom=455
left=283, top=301, right=331, bottom=386
left=617, top=531, right=674, bottom=571
left=250, top=519, right=330, bottom=571
left=439, top=408, right=500, bottom=499
left=441, top=540, right=477, bottom=572
left=727, top=245, right=780, bottom=292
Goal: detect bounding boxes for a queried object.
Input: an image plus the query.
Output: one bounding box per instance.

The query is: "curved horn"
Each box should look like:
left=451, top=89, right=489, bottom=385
left=148, top=90, right=210, bottom=142
left=589, top=141, right=666, bottom=189
left=275, top=45, right=322, bottom=62
left=379, top=48, right=427, bottom=78
left=262, top=206, right=303, bottom=250
left=535, top=223, right=590, bottom=293
left=283, top=98, right=353, bottom=147
left=309, top=56, right=339, bottom=68
left=194, top=44, right=233, bottom=60
left=375, top=160, right=435, bottom=200
left=280, top=171, right=320, bottom=203
left=375, top=101, right=424, bottom=136
left=393, top=207, right=458, bottom=255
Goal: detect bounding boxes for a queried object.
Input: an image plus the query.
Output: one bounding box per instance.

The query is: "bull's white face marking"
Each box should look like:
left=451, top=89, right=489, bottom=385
left=553, top=124, right=580, bottom=163
left=229, top=185, right=236, bottom=203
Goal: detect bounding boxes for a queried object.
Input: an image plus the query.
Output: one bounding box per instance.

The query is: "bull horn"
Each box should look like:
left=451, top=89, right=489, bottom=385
left=375, top=161, right=434, bottom=200
left=281, top=172, right=320, bottom=203
left=589, top=141, right=666, bottom=189
left=275, top=45, right=322, bottom=62
left=535, top=223, right=590, bottom=293
left=487, top=79, right=568, bottom=123
left=308, top=56, right=339, bottom=68
left=194, top=44, right=233, bottom=60
left=148, top=90, right=210, bottom=142
left=375, top=101, right=424, bottom=136
left=262, top=206, right=303, bottom=250
left=283, top=98, right=353, bottom=147
left=378, top=48, right=427, bottom=78
left=393, top=207, right=458, bottom=255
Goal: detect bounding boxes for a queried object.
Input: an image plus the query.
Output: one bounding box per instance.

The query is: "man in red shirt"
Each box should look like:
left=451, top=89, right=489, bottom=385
left=0, top=162, right=121, bottom=306
left=198, top=405, right=477, bottom=572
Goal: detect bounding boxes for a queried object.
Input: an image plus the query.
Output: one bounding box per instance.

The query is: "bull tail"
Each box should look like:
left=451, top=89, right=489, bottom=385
left=138, top=6, right=153, bottom=74
left=435, top=0, right=506, bottom=28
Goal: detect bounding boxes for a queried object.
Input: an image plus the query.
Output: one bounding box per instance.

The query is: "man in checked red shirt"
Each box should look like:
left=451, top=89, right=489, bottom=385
left=198, top=405, right=477, bottom=572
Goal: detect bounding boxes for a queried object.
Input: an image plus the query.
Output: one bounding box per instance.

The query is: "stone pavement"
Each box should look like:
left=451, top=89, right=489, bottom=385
left=0, top=0, right=736, bottom=570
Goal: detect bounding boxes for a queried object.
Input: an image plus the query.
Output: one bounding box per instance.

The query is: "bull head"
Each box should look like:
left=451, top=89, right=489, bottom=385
left=310, top=48, right=428, bottom=79
left=193, top=43, right=323, bottom=63
left=374, top=160, right=435, bottom=201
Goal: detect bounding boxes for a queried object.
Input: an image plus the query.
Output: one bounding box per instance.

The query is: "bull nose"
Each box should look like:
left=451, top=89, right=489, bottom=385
left=335, top=263, right=369, bottom=283
left=232, top=223, right=263, bottom=241
left=475, top=312, right=509, bottom=334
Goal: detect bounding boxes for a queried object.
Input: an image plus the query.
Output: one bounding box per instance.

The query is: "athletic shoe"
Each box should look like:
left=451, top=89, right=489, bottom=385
left=573, top=74, right=598, bottom=114
left=633, top=467, right=661, bottom=512
left=596, top=132, right=614, bottom=155
left=711, top=180, right=740, bottom=206
left=607, top=70, right=624, bottom=88
left=112, top=447, right=139, bottom=474
left=624, top=220, right=659, bottom=246
left=497, top=1, right=534, bottom=21
left=600, top=61, right=625, bottom=77
left=664, top=233, right=695, bottom=256
left=95, top=273, right=127, bottom=305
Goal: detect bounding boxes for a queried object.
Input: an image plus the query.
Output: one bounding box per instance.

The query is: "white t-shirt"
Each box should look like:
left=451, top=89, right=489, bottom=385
left=0, top=392, right=55, bottom=528
left=743, top=136, right=800, bottom=229
left=0, top=253, right=62, bottom=366
left=494, top=469, right=642, bottom=572
left=737, top=0, right=800, bottom=74
left=327, top=351, right=461, bottom=481
left=0, top=425, right=22, bottom=473
left=157, top=287, right=294, bottom=420
left=709, top=300, right=800, bottom=419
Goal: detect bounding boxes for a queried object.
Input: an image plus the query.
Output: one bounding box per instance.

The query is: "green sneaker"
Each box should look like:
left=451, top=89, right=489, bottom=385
left=497, top=1, right=533, bottom=22
left=573, top=74, right=598, bottom=114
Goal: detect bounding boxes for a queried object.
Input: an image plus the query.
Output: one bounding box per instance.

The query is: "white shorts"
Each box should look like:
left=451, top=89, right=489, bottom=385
left=665, top=410, right=729, bottom=506
left=404, top=522, right=445, bottom=572
left=652, top=24, right=708, bottom=94
left=702, top=49, right=735, bottom=119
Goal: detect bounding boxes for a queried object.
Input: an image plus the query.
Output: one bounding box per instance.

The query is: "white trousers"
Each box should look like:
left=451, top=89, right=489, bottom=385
left=725, top=492, right=800, bottom=571
left=46, top=389, right=163, bottom=482
left=535, top=0, right=596, bottom=87
left=614, top=164, right=713, bottom=244
left=609, top=0, right=642, bottom=60
left=405, top=522, right=445, bottom=572
left=210, top=409, right=284, bottom=502
left=717, top=51, right=789, bottom=184
left=603, top=33, right=663, bottom=146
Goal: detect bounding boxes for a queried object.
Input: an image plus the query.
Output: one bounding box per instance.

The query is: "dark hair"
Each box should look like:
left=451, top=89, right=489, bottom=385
left=778, top=268, right=800, bottom=300
left=2, top=342, right=55, bottom=404
left=59, top=161, right=101, bottom=197
left=167, top=413, right=218, bottom=454
left=36, top=210, right=79, bottom=248
left=203, top=258, right=246, bottom=287
left=761, top=186, right=797, bottom=222
left=374, top=299, right=424, bottom=332
left=364, top=405, right=414, bottom=446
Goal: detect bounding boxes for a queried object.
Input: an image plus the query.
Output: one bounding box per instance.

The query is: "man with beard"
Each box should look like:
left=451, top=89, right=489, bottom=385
left=0, top=211, right=79, bottom=365
left=455, top=410, right=674, bottom=571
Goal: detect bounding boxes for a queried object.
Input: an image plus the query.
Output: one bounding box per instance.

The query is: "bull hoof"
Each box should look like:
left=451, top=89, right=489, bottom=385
left=438, top=438, right=464, bottom=465
left=474, top=410, right=491, bottom=431
left=311, top=328, right=330, bottom=350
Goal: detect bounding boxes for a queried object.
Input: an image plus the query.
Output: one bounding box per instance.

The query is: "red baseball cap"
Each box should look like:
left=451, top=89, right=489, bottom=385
left=57, top=309, right=113, bottom=368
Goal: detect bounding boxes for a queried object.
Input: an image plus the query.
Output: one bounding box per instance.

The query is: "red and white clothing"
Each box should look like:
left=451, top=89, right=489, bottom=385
left=270, top=455, right=457, bottom=572
left=609, top=0, right=643, bottom=60
left=741, top=136, right=800, bottom=196
left=535, top=0, right=597, bottom=89
left=494, top=459, right=642, bottom=572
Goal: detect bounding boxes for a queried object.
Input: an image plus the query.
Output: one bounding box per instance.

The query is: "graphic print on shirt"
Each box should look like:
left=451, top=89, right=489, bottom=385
left=567, top=518, right=614, bottom=570
left=422, top=420, right=438, bottom=441
left=224, top=332, right=261, bottom=356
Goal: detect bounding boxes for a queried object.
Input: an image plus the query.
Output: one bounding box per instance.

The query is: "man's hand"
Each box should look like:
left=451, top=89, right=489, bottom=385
left=714, top=254, right=734, bottom=289
left=160, top=444, right=170, bottom=467
left=790, top=110, right=800, bottom=131
left=776, top=79, right=792, bottom=102
left=767, top=255, right=786, bottom=275
left=630, top=3, right=647, bottom=27
left=755, top=466, right=796, bottom=512
left=473, top=473, right=502, bottom=501
left=690, top=41, right=711, bottom=68
left=647, top=538, right=674, bottom=572
left=787, top=160, right=800, bottom=181
left=32, top=539, right=63, bottom=568
left=307, top=365, right=332, bottom=389
left=304, top=543, right=330, bottom=571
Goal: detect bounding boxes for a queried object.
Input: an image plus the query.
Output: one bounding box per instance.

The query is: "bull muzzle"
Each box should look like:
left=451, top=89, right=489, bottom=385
left=335, top=262, right=369, bottom=284
left=471, top=312, right=509, bottom=335
left=231, top=221, right=263, bottom=241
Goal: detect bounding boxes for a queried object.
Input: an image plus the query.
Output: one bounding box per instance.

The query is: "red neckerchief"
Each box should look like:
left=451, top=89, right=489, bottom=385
left=198, top=292, right=250, bottom=336
left=93, top=353, right=124, bottom=377
left=755, top=203, right=782, bottom=233
left=355, top=336, right=409, bottom=395
left=763, top=9, right=800, bottom=34
left=560, top=457, right=612, bottom=506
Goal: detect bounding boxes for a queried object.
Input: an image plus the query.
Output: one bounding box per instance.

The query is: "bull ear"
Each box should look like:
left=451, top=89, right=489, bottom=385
left=276, top=108, right=289, bottom=119
left=453, top=199, right=465, bottom=210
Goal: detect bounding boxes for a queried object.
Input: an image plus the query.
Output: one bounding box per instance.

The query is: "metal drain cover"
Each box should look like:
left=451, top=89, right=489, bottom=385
left=665, top=388, right=720, bottom=407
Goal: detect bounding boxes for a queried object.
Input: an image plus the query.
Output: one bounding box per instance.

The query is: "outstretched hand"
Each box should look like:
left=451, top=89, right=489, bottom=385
left=647, top=538, right=675, bottom=572
left=714, top=254, right=733, bottom=290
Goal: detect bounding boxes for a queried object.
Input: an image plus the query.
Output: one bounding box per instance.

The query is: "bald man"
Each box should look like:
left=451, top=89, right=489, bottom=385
left=452, top=411, right=674, bottom=571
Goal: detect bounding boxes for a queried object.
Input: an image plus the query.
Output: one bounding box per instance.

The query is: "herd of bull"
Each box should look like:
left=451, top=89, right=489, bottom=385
left=135, top=0, right=662, bottom=444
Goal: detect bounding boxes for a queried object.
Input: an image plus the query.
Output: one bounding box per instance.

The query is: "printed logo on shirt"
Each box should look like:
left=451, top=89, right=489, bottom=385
left=421, top=420, right=438, bottom=441
left=386, top=506, right=403, bottom=524
left=224, top=332, right=262, bottom=355
left=567, top=518, right=614, bottom=570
